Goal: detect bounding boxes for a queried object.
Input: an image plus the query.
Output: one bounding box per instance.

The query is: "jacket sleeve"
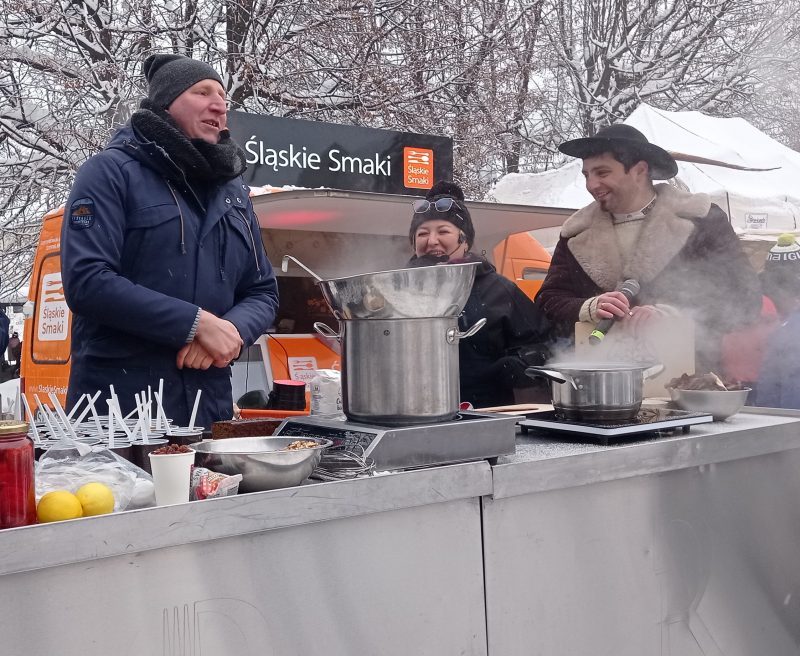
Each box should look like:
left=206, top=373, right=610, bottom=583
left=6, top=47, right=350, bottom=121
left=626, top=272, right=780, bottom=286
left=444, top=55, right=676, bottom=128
left=756, top=323, right=800, bottom=409
left=222, top=199, right=279, bottom=347
left=504, top=281, right=551, bottom=353
left=682, top=205, right=762, bottom=333
left=61, top=155, right=199, bottom=350
left=535, top=236, right=593, bottom=324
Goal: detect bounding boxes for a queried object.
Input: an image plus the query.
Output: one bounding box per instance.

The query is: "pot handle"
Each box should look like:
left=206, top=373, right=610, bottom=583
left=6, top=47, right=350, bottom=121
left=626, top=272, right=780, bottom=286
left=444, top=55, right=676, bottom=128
left=643, top=363, right=665, bottom=380
left=524, top=366, right=578, bottom=390
left=313, top=321, right=341, bottom=342
left=446, top=318, right=487, bottom=344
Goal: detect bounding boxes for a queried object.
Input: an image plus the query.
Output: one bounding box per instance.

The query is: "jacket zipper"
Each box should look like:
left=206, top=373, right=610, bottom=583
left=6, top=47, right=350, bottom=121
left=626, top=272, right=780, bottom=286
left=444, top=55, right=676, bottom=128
left=235, top=208, right=262, bottom=274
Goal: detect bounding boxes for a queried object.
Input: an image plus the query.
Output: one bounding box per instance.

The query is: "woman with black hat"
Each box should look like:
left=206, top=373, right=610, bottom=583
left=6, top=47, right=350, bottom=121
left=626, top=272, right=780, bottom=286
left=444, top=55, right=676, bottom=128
left=536, top=123, right=760, bottom=372
left=407, top=181, right=551, bottom=408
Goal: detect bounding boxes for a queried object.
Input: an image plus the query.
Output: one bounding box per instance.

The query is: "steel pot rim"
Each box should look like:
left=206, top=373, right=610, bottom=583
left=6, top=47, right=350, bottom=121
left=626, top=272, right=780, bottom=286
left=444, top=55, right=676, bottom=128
left=540, top=361, right=660, bottom=373
left=315, top=260, right=479, bottom=285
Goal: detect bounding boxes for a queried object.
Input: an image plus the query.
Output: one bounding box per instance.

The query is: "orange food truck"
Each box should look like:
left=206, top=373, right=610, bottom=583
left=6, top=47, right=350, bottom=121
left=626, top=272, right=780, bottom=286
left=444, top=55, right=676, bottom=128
left=21, top=115, right=570, bottom=411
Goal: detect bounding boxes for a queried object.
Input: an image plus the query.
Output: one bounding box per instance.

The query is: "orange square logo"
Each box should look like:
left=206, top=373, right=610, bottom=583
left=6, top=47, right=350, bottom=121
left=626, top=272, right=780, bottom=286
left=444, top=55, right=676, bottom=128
left=404, top=147, right=434, bottom=189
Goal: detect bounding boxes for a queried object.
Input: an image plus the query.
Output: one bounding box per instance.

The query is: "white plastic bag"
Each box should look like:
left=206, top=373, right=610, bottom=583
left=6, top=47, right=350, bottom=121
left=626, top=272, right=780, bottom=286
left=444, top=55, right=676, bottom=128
left=35, top=438, right=155, bottom=511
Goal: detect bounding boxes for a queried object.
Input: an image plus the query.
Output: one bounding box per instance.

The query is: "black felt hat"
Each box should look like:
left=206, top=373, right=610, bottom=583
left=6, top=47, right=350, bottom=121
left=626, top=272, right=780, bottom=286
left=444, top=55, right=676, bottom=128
left=559, top=123, right=678, bottom=180
left=143, top=54, right=224, bottom=109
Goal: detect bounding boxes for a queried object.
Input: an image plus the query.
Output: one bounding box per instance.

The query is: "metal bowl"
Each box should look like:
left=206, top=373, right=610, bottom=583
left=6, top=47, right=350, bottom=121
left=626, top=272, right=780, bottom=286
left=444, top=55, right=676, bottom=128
left=318, top=262, right=479, bottom=319
left=190, top=437, right=332, bottom=492
left=669, top=388, right=751, bottom=421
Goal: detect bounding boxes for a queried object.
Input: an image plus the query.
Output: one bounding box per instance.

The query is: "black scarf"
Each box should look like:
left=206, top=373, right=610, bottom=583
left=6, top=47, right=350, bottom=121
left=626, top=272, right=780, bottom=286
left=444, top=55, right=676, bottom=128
left=130, top=99, right=246, bottom=184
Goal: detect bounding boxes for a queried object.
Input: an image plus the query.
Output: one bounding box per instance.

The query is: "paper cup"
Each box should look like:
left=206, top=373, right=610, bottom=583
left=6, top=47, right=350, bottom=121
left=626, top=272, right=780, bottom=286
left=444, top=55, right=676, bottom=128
left=148, top=450, right=196, bottom=505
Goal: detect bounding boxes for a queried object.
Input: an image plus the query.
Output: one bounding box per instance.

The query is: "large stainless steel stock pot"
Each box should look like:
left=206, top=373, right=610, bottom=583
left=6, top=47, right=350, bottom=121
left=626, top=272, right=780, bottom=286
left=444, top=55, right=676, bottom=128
left=525, top=362, right=664, bottom=421
left=315, top=262, right=480, bottom=319
left=315, top=317, right=485, bottom=425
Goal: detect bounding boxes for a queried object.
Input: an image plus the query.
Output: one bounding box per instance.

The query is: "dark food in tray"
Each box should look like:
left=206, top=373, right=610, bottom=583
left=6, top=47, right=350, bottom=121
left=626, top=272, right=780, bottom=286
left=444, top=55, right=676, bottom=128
left=212, top=418, right=282, bottom=439
left=666, top=372, right=745, bottom=392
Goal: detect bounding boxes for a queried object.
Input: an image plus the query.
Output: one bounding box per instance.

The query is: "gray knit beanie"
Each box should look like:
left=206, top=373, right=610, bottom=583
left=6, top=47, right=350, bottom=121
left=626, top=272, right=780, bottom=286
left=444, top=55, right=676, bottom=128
left=143, top=54, right=224, bottom=109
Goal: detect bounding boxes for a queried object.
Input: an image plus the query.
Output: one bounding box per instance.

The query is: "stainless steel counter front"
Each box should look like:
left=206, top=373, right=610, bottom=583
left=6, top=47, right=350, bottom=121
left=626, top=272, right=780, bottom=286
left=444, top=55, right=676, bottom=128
left=0, top=460, right=491, bottom=577
left=483, top=408, right=800, bottom=656
left=0, top=461, right=492, bottom=656
left=4, top=409, right=800, bottom=655
left=492, top=407, right=800, bottom=498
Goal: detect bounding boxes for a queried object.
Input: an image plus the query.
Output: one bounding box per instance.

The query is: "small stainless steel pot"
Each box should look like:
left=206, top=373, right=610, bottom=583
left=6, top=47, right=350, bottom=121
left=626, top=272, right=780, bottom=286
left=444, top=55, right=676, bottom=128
left=525, top=362, right=664, bottom=421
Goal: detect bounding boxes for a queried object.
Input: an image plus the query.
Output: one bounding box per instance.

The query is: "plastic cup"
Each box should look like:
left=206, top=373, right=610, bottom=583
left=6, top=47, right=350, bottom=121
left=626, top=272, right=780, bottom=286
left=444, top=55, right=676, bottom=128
left=168, top=427, right=205, bottom=447
left=149, top=450, right=196, bottom=505
left=107, top=441, right=134, bottom=465
left=268, top=380, right=306, bottom=410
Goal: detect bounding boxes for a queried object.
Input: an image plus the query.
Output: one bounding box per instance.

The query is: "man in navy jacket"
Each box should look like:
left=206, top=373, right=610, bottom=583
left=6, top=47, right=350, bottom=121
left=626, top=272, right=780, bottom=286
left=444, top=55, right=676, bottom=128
left=61, top=54, right=279, bottom=428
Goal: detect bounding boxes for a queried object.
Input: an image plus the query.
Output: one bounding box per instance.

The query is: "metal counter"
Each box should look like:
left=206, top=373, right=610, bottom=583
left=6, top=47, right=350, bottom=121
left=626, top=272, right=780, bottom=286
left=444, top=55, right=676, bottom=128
left=0, top=461, right=492, bottom=656
left=4, top=409, right=800, bottom=655
left=483, top=408, right=800, bottom=655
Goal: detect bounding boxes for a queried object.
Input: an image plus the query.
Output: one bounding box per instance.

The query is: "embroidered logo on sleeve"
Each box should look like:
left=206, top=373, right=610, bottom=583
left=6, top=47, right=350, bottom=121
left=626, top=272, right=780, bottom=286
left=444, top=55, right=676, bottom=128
left=69, top=198, right=96, bottom=230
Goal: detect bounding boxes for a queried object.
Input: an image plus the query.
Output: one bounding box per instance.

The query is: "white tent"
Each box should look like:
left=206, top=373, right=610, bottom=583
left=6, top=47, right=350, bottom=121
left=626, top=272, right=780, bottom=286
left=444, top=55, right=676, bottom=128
left=490, top=104, right=800, bottom=239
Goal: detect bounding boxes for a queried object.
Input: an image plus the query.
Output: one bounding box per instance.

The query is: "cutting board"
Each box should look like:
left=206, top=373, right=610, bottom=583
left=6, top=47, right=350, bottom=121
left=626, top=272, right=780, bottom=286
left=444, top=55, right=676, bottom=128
left=475, top=403, right=541, bottom=415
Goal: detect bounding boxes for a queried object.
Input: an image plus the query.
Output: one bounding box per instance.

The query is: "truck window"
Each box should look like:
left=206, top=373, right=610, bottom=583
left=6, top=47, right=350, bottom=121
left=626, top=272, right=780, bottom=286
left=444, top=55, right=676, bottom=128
left=274, top=277, right=336, bottom=334
left=522, top=267, right=548, bottom=282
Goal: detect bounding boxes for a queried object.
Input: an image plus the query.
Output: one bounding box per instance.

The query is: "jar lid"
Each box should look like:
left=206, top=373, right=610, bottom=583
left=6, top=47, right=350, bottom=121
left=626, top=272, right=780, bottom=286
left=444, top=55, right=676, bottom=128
left=0, top=420, right=28, bottom=435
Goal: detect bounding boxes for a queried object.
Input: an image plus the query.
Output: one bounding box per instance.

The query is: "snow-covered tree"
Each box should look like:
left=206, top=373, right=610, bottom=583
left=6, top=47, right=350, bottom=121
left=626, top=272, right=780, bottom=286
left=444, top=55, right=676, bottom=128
left=0, top=0, right=790, bottom=295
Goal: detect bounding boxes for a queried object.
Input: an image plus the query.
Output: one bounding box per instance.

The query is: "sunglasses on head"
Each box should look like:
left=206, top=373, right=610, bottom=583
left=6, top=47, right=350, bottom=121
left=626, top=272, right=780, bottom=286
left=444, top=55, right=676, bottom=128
left=412, top=197, right=460, bottom=214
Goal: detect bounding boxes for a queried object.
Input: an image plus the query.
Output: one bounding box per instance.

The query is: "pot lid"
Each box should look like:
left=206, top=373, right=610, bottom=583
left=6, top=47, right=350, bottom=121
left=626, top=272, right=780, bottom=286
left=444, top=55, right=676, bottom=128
left=545, top=361, right=658, bottom=372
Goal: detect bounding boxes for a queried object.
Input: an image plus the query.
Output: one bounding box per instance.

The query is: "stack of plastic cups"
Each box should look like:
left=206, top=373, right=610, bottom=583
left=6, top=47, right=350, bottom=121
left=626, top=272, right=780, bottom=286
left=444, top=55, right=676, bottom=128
left=267, top=380, right=307, bottom=411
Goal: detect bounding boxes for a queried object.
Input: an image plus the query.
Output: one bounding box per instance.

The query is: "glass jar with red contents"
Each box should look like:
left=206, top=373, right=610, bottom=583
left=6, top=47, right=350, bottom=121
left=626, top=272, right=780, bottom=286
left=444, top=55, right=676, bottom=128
left=0, top=420, right=35, bottom=529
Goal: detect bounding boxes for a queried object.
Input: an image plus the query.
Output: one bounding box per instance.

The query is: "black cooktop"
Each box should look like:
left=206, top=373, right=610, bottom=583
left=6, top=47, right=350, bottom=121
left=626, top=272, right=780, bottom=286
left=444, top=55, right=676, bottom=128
left=518, top=406, right=713, bottom=445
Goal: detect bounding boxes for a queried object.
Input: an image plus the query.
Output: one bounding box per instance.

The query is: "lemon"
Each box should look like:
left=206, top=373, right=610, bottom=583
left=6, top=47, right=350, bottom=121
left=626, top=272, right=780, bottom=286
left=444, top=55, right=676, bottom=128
left=75, top=482, right=115, bottom=516
left=37, top=490, right=84, bottom=523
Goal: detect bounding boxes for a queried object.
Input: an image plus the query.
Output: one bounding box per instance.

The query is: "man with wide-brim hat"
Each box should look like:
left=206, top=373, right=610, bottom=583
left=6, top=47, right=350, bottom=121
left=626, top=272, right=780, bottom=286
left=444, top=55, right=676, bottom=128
left=536, top=122, right=760, bottom=371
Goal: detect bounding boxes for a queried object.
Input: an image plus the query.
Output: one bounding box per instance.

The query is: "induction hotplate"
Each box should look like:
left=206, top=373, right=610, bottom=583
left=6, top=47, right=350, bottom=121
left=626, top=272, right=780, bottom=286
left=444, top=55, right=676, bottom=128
left=275, top=411, right=517, bottom=471
left=518, top=406, right=713, bottom=445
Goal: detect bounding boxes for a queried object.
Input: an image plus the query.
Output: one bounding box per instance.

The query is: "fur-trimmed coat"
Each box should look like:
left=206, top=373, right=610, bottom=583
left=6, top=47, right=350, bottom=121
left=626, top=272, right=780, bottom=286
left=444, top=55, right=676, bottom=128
left=536, top=184, right=761, bottom=370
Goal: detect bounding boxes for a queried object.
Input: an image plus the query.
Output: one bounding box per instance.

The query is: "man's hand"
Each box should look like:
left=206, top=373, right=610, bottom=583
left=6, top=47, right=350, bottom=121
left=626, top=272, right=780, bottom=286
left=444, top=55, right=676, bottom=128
left=193, top=309, right=243, bottom=367
left=595, top=291, right=631, bottom=320
left=627, top=304, right=674, bottom=337
left=177, top=341, right=215, bottom=370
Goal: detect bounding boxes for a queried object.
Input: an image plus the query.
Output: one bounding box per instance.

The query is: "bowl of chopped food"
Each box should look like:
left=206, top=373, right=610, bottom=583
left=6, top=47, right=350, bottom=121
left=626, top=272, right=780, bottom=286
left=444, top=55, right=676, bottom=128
left=190, top=437, right=332, bottom=492
left=665, top=373, right=751, bottom=421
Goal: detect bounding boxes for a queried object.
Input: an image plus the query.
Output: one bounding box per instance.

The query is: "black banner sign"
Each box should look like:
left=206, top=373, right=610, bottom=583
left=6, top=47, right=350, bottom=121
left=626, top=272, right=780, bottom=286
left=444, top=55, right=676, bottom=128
left=227, top=111, right=453, bottom=195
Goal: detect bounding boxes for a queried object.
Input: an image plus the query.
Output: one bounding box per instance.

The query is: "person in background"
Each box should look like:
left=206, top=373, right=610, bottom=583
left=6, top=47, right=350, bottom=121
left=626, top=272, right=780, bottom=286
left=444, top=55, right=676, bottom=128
left=7, top=332, right=21, bottom=365
left=536, top=124, right=761, bottom=372
left=61, top=54, right=279, bottom=428
left=0, top=312, right=8, bottom=372
left=757, top=234, right=800, bottom=409
left=407, top=180, right=551, bottom=408
left=720, top=296, right=779, bottom=405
